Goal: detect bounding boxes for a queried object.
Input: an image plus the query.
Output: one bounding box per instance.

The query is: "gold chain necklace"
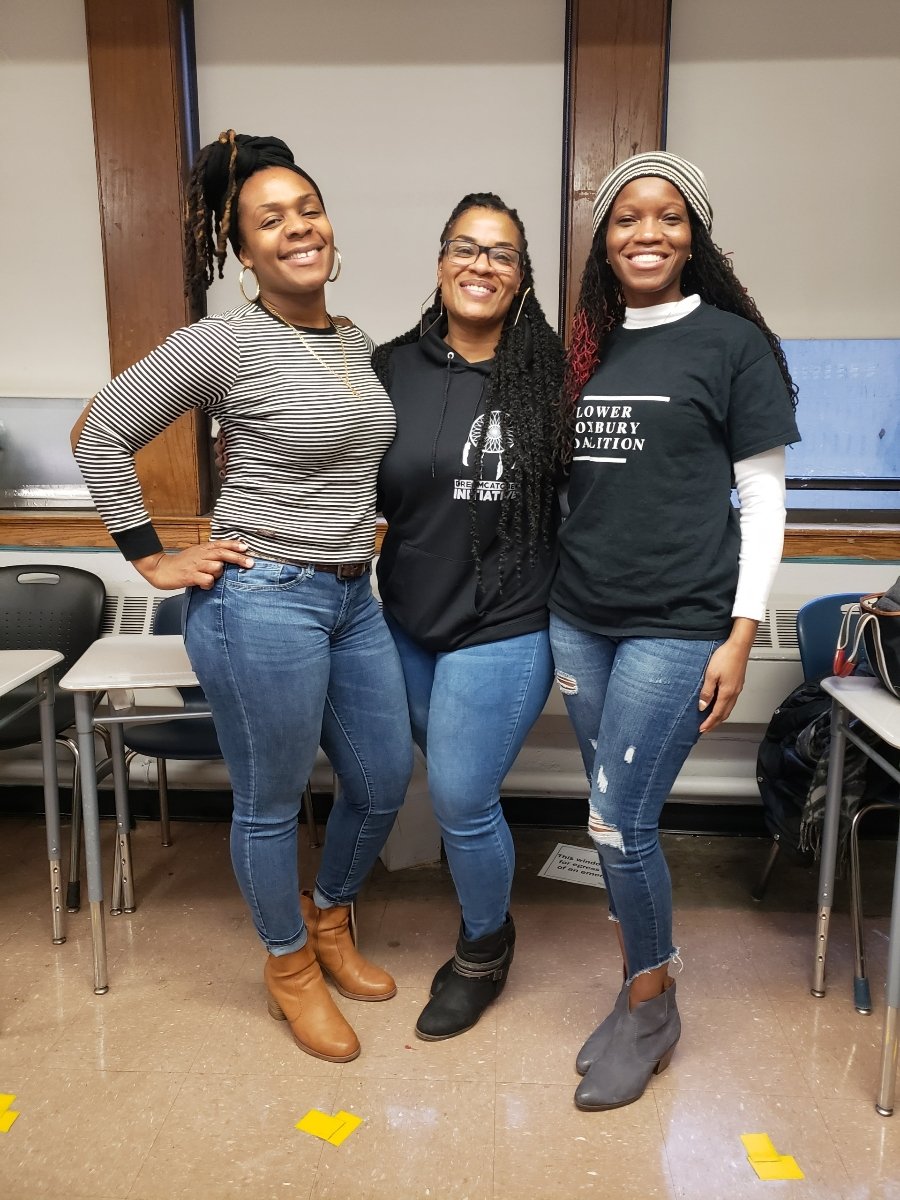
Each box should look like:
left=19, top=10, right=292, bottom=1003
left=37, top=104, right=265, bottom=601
left=261, top=300, right=361, bottom=397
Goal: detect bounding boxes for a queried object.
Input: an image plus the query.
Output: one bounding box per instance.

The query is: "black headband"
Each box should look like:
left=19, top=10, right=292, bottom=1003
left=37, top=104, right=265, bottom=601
left=201, top=132, right=323, bottom=226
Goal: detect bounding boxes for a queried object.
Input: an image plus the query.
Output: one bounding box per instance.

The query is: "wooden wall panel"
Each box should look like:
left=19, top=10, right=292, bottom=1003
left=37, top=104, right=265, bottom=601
left=561, top=0, right=671, bottom=333
left=84, top=0, right=207, bottom=518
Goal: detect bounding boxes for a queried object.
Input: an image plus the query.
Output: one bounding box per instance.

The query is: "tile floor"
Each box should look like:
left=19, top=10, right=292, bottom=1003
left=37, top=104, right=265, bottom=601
left=1, top=812, right=899, bottom=1199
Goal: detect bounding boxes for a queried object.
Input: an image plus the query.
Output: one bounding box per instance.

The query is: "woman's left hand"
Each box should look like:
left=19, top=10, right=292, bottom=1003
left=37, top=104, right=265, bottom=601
left=697, top=619, right=757, bottom=733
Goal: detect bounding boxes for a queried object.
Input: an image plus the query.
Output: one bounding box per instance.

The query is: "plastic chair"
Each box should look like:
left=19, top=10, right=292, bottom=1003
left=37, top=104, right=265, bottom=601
left=0, top=564, right=106, bottom=910
left=94, top=594, right=320, bottom=911
left=753, top=593, right=860, bottom=902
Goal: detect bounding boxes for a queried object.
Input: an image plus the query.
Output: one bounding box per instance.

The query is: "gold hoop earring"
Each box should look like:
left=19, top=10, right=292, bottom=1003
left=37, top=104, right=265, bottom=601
left=239, top=266, right=260, bottom=303
left=512, top=286, right=532, bottom=328
left=419, top=285, right=443, bottom=336
left=328, top=248, right=342, bottom=283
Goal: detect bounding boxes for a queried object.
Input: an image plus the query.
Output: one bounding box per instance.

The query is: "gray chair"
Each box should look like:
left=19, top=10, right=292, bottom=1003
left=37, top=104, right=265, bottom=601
left=0, top=564, right=106, bottom=915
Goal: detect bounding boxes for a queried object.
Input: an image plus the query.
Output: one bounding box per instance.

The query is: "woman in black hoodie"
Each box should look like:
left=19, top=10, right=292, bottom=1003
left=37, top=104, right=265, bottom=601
left=373, top=194, right=565, bottom=1039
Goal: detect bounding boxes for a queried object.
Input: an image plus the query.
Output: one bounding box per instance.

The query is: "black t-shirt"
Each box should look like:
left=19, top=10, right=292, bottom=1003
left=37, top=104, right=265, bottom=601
left=549, top=302, right=801, bottom=639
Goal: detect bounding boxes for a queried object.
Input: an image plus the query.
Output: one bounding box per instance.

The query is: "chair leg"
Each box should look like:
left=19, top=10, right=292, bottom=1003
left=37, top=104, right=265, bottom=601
left=851, top=802, right=896, bottom=1014
left=752, top=837, right=782, bottom=903
left=109, top=723, right=135, bottom=915
left=58, top=737, right=83, bottom=912
left=302, top=782, right=319, bottom=849
left=157, top=758, right=172, bottom=847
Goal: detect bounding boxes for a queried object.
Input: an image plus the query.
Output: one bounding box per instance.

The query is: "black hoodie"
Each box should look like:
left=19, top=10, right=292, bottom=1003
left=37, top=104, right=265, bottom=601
left=376, top=323, right=557, bottom=653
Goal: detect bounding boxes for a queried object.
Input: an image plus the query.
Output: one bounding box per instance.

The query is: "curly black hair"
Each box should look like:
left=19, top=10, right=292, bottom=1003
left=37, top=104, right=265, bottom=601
left=564, top=209, right=798, bottom=459
left=372, top=193, right=565, bottom=585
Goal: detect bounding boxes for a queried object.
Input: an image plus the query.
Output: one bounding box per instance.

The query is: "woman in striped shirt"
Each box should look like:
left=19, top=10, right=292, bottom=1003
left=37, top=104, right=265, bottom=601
left=72, top=130, right=413, bottom=1065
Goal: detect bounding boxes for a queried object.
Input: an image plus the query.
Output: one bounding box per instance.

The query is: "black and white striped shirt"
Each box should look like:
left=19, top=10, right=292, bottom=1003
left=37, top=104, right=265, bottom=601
left=75, top=303, right=395, bottom=563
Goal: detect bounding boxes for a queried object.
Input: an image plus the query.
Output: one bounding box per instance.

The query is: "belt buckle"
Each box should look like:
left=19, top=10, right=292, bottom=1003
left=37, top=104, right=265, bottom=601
left=335, top=562, right=367, bottom=580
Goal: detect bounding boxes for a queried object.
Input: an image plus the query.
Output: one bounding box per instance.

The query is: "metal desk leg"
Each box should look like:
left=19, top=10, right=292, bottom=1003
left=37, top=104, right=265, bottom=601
left=812, top=700, right=847, bottom=998
left=74, top=691, right=108, bottom=994
left=38, top=670, right=65, bottom=945
left=109, top=723, right=135, bottom=915
left=876, top=828, right=900, bottom=1116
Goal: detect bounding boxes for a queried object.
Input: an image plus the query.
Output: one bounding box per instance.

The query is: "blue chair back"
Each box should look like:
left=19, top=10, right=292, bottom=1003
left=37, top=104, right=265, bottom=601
left=153, top=593, right=207, bottom=710
left=796, top=592, right=861, bottom=682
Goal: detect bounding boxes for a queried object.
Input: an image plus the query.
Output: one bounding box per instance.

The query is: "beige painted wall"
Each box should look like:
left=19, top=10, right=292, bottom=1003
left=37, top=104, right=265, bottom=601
left=0, top=1, right=110, bottom=397
left=194, top=0, right=566, bottom=342
left=6, top=0, right=898, bottom=405
left=668, top=0, right=900, bottom=338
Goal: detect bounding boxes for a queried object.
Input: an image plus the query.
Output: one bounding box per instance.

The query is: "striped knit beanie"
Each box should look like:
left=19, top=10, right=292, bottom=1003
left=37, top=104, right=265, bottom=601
left=591, top=151, right=712, bottom=236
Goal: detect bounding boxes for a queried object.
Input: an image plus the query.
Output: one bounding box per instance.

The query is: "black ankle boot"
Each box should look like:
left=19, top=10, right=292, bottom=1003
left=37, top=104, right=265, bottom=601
left=416, top=915, right=515, bottom=1040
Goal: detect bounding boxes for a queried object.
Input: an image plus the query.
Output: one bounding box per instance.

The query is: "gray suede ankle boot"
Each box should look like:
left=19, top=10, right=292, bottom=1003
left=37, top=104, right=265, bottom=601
left=575, top=979, right=629, bottom=1075
left=574, top=979, right=680, bottom=1111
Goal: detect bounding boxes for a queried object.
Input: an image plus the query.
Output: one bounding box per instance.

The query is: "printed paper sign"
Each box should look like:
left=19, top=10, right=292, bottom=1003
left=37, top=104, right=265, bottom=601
left=538, top=844, right=605, bottom=889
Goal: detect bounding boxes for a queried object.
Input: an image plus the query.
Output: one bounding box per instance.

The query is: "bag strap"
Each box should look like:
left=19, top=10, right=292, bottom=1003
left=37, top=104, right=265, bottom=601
left=832, top=602, right=861, bottom=676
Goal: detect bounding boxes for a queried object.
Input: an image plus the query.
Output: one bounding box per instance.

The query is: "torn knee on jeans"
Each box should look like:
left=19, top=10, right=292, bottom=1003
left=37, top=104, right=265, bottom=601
left=588, top=810, right=624, bottom=852
left=555, top=669, right=578, bottom=696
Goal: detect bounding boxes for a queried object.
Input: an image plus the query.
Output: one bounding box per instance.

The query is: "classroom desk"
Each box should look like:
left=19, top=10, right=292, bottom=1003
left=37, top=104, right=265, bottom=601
left=59, top=635, right=207, bottom=994
left=811, top=675, right=900, bottom=1116
left=0, top=649, right=65, bottom=943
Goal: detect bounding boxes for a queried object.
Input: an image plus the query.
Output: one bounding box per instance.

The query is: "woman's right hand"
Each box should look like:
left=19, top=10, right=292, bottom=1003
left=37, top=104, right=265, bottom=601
left=132, top=540, right=254, bottom=591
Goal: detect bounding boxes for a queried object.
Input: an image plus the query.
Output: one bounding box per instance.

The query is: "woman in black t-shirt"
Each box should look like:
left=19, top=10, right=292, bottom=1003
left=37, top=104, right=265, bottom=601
left=550, top=152, right=800, bottom=1111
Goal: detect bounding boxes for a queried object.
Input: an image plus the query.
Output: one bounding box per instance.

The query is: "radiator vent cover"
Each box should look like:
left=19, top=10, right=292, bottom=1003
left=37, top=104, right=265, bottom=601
left=100, top=592, right=164, bottom=636
left=751, top=607, right=800, bottom=653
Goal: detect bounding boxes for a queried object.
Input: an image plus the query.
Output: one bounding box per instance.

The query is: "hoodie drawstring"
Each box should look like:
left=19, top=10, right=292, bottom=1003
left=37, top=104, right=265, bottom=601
left=430, top=351, right=455, bottom=478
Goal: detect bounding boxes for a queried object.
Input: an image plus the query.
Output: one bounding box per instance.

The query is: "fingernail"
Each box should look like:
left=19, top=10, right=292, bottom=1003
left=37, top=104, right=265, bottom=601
left=698, top=700, right=708, bottom=711
left=244, top=557, right=255, bottom=567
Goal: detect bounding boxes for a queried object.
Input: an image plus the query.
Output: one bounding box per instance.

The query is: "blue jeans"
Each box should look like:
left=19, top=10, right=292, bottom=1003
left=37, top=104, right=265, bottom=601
left=386, top=613, right=553, bottom=940
left=549, top=614, right=721, bottom=982
left=185, top=561, right=413, bottom=955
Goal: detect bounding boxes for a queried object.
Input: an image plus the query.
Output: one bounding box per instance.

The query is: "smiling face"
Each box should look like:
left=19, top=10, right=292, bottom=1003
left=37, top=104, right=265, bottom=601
left=604, top=177, right=692, bottom=308
left=437, top=207, right=525, bottom=338
left=236, top=167, right=335, bottom=308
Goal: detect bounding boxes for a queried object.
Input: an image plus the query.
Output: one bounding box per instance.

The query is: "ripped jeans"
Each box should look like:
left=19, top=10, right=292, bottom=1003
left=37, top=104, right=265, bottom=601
left=549, top=614, right=722, bottom=983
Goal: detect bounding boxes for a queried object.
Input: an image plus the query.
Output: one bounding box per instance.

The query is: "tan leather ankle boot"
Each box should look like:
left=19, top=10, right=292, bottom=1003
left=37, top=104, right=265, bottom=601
left=264, top=943, right=360, bottom=1062
left=301, top=890, right=397, bottom=1001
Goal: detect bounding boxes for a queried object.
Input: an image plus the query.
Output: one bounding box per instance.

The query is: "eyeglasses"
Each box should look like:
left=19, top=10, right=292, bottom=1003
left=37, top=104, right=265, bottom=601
left=441, top=238, right=523, bottom=273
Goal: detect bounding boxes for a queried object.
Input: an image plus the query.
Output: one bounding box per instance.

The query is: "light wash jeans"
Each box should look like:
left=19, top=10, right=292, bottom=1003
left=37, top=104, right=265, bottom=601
left=185, top=561, right=413, bottom=955
left=549, top=614, right=722, bottom=982
left=386, top=613, right=553, bottom=939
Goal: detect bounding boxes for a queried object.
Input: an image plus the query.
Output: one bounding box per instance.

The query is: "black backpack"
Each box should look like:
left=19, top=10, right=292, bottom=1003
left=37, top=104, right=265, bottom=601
left=756, top=681, right=830, bottom=852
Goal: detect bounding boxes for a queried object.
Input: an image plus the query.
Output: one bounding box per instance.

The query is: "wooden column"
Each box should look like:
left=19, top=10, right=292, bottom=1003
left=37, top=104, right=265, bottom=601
left=84, top=0, right=208, bottom=520
left=560, top=0, right=671, bottom=334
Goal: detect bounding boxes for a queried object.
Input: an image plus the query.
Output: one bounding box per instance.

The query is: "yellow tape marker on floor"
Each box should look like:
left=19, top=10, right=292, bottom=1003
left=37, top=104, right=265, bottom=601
left=327, top=1110, right=362, bottom=1146
left=0, top=1094, right=20, bottom=1133
left=751, top=1156, right=805, bottom=1181
left=740, top=1133, right=805, bottom=1180
left=296, top=1108, right=363, bottom=1145
left=740, top=1133, right=781, bottom=1162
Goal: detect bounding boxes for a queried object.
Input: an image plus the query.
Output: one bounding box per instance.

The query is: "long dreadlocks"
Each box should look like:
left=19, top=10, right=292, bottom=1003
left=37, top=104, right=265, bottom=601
left=372, top=193, right=565, bottom=584
left=563, top=210, right=799, bottom=461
